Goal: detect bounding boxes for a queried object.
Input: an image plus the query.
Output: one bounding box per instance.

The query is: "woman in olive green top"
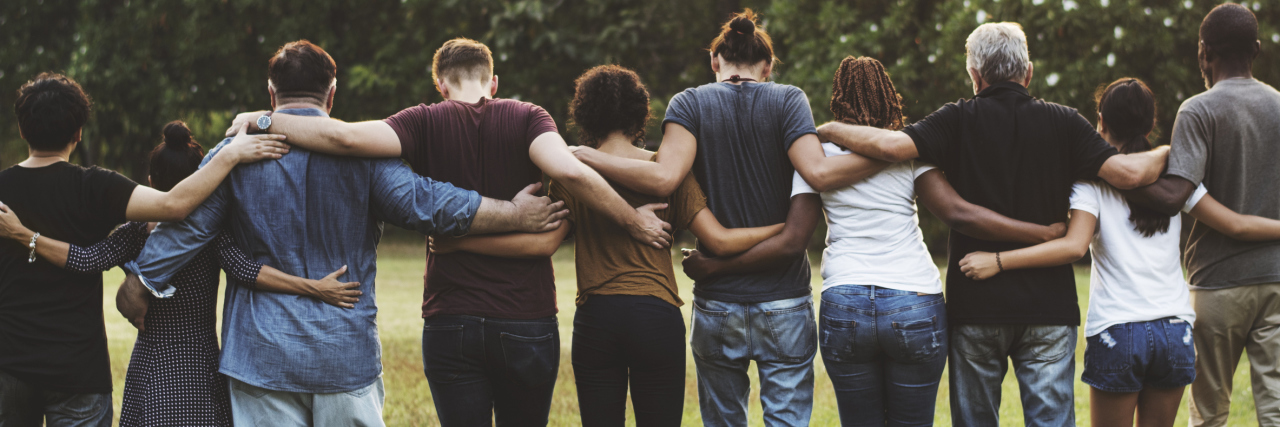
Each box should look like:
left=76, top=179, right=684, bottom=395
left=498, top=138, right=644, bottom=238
left=430, top=65, right=781, bottom=426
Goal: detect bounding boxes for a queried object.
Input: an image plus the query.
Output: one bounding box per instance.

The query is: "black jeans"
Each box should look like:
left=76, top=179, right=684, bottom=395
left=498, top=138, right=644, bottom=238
left=422, top=315, right=559, bottom=427
left=572, top=295, right=686, bottom=427
left=0, top=370, right=112, bottom=427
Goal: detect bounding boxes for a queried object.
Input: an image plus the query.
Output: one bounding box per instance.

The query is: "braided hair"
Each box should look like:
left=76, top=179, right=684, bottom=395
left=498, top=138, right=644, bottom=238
left=830, top=56, right=905, bottom=131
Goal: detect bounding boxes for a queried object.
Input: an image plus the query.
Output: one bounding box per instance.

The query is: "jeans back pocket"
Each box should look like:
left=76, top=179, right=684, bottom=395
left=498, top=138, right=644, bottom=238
left=500, top=331, right=560, bottom=388
left=1169, top=321, right=1196, bottom=368
left=691, top=299, right=732, bottom=360
left=761, top=301, right=817, bottom=363
left=421, top=324, right=466, bottom=383
left=819, top=316, right=858, bottom=363
left=893, top=316, right=944, bottom=363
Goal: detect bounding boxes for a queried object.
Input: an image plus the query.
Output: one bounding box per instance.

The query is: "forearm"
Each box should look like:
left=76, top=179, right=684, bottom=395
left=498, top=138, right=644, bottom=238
left=1000, top=239, right=1088, bottom=271
left=448, top=232, right=563, bottom=259
left=10, top=229, right=70, bottom=268
left=467, top=198, right=522, bottom=235
left=128, top=154, right=236, bottom=222
left=949, top=208, right=1059, bottom=245
left=554, top=169, right=643, bottom=232
left=578, top=154, right=684, bottom=197
left=698, top=195, right=821, bottom=277
left=261, top=115, right=399, bottom=157
left=817, top=122, right=915, bottom=162
left=1234, top=217, right=1280, bottom=241
left=252, top=266, right=317, bottom=297
left=698, top=223, right=785, bottom=257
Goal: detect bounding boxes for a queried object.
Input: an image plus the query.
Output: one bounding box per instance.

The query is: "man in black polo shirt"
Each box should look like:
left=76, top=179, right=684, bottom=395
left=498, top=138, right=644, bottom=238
left=818, top=22, right=1168, bottom=427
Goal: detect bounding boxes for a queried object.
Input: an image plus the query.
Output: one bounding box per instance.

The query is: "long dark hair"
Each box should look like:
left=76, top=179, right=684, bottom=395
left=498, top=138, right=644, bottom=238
left=148, top=121, right=204, bottom=192
left=708, top=9, right=775, bottom=67
left=1097, top=78, right=1168, bottom=237
left=830, top=56, right=905, bottom=131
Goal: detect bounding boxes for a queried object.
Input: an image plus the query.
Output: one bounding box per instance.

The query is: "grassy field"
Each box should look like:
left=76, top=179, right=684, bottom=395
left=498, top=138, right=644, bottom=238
left=100, top=242, right=1260, bottom=426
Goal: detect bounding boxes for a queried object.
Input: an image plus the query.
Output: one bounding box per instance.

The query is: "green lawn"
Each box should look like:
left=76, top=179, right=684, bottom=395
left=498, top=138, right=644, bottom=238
left=100, top=243, right=1260, bottom=426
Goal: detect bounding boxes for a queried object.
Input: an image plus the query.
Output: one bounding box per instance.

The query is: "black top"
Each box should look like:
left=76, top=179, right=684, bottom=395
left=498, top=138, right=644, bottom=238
left=903, top=82, right=1118, bottom=326
left=0, top=162, right=138, bottom=393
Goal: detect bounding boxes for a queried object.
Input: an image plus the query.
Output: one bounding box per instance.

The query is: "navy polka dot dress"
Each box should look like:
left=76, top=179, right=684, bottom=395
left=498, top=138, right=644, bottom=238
left=67, top=222, right=262, bottom=427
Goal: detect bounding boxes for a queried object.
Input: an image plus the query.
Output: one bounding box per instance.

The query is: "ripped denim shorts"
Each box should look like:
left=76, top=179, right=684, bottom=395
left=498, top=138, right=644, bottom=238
left=1082, top=317, right=1196, bottom=393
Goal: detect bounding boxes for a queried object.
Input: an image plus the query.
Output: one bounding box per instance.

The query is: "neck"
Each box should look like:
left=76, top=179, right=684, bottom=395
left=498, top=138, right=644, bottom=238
left=21, top=146, right=73, bottom=168
left=274, top=100, right=327, bottom=112
left=596, top=131, right=640, bottom=155
left=1210, top=62, right=1253, bottom=87
left=717, top=64, right=764, bottom=84
left=446, top=80, right=492, bottom=104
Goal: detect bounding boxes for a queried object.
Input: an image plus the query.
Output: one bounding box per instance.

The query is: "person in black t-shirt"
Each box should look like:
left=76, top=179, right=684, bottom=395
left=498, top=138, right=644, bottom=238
left=0, top=73, right=289, bottom=426
left=818, top=24, right=1169, bottom=427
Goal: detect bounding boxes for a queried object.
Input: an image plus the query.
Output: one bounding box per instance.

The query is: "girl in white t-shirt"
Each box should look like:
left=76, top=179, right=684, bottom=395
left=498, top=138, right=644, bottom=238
left=800, top=56, right=1066, bottom=426
left=958, top=78, right=1280, bottom=427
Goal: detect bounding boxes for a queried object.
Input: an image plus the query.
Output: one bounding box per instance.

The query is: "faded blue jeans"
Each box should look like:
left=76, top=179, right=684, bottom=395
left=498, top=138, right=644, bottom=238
left=949, top=324, right=1078, bottom=427
left=229, top=377, right=384, bottom=427
left=691, top=295, right=816, bottom=427
left=820, top=286, right=947, bottom=426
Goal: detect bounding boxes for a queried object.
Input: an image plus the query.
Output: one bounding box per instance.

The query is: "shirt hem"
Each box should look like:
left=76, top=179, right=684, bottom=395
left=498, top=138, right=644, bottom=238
left=219, top=369, right=380, bottom=394
left=948, top=316, right=1080, bottom=326
left=421, top=307, right=559, bottom=320
left=1188, top=274, right=1280, bottom=290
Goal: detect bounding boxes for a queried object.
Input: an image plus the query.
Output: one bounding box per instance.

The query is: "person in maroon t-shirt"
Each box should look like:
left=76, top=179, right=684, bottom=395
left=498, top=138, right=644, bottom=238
left=226, top=38, right=671, bottom=426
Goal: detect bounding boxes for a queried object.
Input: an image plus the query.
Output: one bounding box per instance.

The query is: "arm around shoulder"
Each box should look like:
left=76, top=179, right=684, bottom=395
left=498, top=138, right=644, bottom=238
left=816, top=122, right=918, bottom=163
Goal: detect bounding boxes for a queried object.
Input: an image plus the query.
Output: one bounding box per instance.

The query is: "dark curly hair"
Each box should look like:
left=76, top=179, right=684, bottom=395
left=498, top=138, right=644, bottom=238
left=569, top=65, right=651, bottom=148
left=830, top=56, right=905, bottom=130
left=14, top=72, right=92, bottom=151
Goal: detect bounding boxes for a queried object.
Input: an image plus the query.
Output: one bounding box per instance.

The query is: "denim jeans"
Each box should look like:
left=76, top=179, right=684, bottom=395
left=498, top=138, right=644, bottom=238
left=0, top=370, right=111, bottom=427
left=691, top=294, right=816, bottom=427
left=573, top=295, right=685, bottom=426
left=819, top=286, right=947, bottom=427
left=422, top=315, right=559, bottom=427
left=228, top=377, right=384, bottom=427
left=949, top=324, right=1077, bottom=427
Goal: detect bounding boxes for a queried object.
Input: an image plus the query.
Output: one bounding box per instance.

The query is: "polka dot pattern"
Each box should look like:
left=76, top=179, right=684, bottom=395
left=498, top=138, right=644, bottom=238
left=69, top=223, right=261, bottom=427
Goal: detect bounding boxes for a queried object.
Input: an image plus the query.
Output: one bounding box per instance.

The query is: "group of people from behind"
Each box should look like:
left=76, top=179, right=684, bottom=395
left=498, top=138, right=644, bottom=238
left=1, top=3, right=1278, bottom=427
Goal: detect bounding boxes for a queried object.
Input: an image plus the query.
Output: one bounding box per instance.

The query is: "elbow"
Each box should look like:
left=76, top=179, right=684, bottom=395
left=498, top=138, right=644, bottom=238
left=699, top=237, right=732, bottom=258
left=1222, top=223, right=1252, bottom=241
left=1111, top=173, right=1143, bottom=191
left=647, top=176, right=682, bottom=198
left=330, top=127, right=361, bottom=154
left=936, top=206, right=974, bottom=232
left=881, top=146, right=914, bottom=163
left=532, top=239, right=563, bottom=258
left=1067, top=246, right=1090, bottom=262
left=159, top=199, right=192, bottom=222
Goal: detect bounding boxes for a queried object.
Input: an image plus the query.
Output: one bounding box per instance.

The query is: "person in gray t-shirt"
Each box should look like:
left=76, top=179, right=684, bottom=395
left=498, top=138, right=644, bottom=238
left=1123, top=5, right=1280, bottom=426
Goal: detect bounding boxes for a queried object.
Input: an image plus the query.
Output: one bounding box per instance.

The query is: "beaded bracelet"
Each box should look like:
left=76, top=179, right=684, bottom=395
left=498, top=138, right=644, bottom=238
left=28, top=232, right=40, bottom=264
left=995, top=251, right=1004, bottom=272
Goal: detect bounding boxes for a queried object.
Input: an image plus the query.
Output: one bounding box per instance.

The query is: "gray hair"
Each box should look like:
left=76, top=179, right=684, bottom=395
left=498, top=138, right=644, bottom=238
left=965, top=22, right=1030, bottom=84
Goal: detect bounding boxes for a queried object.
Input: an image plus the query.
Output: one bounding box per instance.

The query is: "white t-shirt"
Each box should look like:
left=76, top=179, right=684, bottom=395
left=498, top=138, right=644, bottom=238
left=1070, top=181, right=1203, bottom=337
left=792, top=142, right=942, bottom=294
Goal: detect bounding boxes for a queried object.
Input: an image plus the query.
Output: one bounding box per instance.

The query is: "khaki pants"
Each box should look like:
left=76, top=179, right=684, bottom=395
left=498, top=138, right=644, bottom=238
left=1189, top=282, right=1280, bottom=427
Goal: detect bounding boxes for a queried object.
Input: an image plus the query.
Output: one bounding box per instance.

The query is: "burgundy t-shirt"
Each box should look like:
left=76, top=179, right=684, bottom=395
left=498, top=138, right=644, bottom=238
left=384, top=98, right=559, bottom=319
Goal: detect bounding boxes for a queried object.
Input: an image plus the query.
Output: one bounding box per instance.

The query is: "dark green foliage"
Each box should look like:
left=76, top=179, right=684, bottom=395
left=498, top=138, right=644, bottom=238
left=2, top=0, right=1277, bottom=252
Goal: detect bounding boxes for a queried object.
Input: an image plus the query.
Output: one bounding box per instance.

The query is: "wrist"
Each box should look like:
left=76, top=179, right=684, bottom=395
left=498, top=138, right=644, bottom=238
left=12, top=228, right=34, bottom=244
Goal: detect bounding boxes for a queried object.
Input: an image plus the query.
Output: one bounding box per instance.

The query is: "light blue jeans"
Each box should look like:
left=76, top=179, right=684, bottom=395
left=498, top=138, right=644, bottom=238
left=229, top=377, right=385, bottom=427
left=690, top=295, right=816, bottom=427
left=949, top=324, right=1077, bottom=427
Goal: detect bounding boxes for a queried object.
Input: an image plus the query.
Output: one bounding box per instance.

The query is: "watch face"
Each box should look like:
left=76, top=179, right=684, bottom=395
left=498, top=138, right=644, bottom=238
left=256, top=115, right=272, bottom=131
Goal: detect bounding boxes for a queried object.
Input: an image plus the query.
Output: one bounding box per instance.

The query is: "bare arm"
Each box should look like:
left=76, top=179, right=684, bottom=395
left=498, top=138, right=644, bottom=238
left=0, top=206, right=144, bottom=270
left=686, top=209, right=785, bottom=257
left=227, top=111, right=402, bottom=157
left=816, top=122, right=919, bottom=163
left=429, top=222, right=571, bottom=259
left=1096, top=146, right=1169, bottom=190
left=1188, top=193, right=1280, bottom=241
left=1120, top=175, right=1197, bottom=217
left=530, top=133, right=673, bottom=248
left=126, top=126, right=289, bottom=222
left=958, top=210, right=1097, bottom=280
left=465, top=183, right=570, bottom=235
left=681, top=193, right=822, bottom=280
left=787, top=134, right=889, bottom=192
left=571, top=122, right=697, bottom=197
left=253, top=266, right=362, bottom=309
left=915, top=169, right=1066, bottom=245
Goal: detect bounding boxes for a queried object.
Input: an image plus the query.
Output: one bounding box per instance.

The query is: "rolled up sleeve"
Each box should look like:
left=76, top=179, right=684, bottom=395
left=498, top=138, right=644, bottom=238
left=370, top=159, right=482, bottom=236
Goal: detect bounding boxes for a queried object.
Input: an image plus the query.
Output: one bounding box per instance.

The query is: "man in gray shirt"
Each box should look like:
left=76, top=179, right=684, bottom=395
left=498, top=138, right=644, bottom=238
left=1124, top=5, right=1280, bottom=426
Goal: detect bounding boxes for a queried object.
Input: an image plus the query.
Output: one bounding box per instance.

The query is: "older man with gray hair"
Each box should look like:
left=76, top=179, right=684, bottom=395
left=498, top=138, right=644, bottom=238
left=818, top=22, right=1169, bottom=426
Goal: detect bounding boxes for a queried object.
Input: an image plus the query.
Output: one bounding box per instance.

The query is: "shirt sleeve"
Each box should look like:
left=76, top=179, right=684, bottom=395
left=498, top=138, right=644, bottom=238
left=902, top=103, right=962, bottom=167
left=525, top=104, right=559, bottom=146
left=791, top=170, right=817, bottom=198
left=383, top=104, right=432, bottom=168
left=123, top=182, right=231, bottom=298
left=1068, top=181, right=1101, bottom=217
left=1165, top=104, right=1210, bottom=185
left=65, top=222, right=149, bottom=273
left=781, top=87, right=819, bottom=151
left=212, top=232, right=262, bottom=288
left=84, top=166, right=139, bottom=226
left=1182, top=183, right=1210, bottom=213
left=1067, top=111, right=1120, bottom=181
left=912, top=162, right=938, bottom=179
left=369, top=159, right=483, bottom=237
left=662, top=90, right=699, bottom=137
left=672, top=174, right=709, bottom=231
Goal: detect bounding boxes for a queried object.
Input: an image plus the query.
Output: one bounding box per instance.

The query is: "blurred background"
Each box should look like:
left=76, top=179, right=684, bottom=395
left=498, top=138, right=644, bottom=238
left=1, top=0, right=1277, bottom=251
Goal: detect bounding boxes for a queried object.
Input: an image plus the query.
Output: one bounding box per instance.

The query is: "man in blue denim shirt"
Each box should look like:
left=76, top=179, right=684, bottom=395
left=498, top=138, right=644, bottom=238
left=117, top=41, right=565, bottom=427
